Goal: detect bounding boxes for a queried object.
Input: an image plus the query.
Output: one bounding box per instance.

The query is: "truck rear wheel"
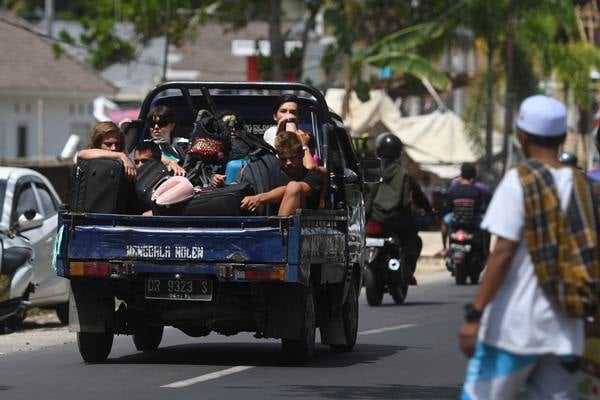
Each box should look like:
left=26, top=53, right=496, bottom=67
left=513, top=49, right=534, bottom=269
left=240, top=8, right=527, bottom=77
left=77, top=331, right=113, bottom=363
left=282, top=284, right=316, bottom=362
left=330, top=278, right=358, bottom=353
left=133, top=325, right=164, bottom=351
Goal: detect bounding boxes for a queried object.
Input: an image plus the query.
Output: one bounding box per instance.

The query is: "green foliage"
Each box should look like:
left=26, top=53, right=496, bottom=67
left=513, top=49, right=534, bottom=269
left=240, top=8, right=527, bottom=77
left=550, top=42, right=600, bottom=108
left=256, top=47, right=303, bottom=81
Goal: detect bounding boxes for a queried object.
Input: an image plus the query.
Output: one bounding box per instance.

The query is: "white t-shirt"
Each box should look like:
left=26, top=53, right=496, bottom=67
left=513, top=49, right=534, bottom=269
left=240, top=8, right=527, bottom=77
left=263, top=126, right=277, bottom=147
left=478, top=167, right=584, bottom=356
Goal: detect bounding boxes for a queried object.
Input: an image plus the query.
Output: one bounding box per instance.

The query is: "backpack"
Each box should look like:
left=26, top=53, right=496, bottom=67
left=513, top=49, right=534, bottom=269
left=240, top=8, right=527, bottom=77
left=516, top=160, right=600, bottom=318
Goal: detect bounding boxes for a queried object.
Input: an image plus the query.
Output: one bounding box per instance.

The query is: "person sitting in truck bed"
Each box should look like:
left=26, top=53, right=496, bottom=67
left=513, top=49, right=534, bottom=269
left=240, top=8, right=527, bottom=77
left=146, top=105, right=186, bottom=176
left=240, top=130, right=322, bottom=216
left=76, top=121, right=136, bottom=180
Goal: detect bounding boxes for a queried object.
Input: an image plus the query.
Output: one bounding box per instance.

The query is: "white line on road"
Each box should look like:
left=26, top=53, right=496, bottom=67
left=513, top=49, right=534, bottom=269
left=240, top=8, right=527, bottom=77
left=358, top=324, right=417, bottom=335
left=161, top=366, right=255, bottom=388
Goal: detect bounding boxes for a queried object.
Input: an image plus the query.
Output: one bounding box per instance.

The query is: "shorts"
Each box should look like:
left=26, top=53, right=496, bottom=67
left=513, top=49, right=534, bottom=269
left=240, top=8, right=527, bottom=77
left=461, top=341, right=580, bottom=400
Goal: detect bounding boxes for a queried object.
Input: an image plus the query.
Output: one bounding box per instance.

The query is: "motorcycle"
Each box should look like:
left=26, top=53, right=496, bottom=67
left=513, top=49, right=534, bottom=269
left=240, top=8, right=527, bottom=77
left=363, top=220, right=409, bottom=306
left=445, top=228, right=485, bottom=285
left=0, top=211, right=38, bottom=333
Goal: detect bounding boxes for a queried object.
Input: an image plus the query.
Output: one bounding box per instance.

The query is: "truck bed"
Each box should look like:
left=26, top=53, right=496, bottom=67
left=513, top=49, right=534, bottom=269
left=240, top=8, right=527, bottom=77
left=55, top=210, right=348, bottom=285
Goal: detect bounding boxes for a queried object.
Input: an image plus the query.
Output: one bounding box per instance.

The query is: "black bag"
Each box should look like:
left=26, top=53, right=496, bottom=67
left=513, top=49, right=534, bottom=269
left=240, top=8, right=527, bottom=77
left=70, top=158, right=137, bottom=214
left=239, top=153, right=287, bottom=215
left=155, top=182, right=254, bottom=216
left=134, top=159, right=170, bottom=210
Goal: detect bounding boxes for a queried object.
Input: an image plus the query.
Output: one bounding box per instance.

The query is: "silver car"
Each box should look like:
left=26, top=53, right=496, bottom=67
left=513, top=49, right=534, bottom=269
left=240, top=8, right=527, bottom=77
left=0, top=167, right=69, bottom=324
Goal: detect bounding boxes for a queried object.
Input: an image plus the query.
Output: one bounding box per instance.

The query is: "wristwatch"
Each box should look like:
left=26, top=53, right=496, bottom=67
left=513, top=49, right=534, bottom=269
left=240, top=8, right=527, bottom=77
left=464, top=303, right=483, bottom=322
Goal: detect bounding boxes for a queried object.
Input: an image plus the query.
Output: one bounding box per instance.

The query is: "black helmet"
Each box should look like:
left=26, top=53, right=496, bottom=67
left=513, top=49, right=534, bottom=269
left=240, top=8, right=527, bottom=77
left=375, top=133, right=403, bottom=160
left=559, top=151, right=578, bottom=166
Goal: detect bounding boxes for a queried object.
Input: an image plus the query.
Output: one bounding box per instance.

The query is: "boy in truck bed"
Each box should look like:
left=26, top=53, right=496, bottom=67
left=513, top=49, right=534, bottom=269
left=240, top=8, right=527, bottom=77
left=240, top=130, right=322, bottom=216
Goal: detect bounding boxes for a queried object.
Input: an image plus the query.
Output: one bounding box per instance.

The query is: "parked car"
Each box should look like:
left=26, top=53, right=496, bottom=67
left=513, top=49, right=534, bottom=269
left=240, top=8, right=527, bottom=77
left=0, top=167, right=69, bottom=324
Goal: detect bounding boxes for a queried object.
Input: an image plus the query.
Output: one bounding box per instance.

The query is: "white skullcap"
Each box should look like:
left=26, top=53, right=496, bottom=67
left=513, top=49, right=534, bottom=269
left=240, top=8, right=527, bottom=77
left=516, top=95, right=567, bottom=137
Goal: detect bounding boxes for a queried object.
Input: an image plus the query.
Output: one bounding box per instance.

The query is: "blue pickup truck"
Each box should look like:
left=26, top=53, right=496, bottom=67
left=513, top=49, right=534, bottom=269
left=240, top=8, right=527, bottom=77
left=54, top=81, right=367, bottom=363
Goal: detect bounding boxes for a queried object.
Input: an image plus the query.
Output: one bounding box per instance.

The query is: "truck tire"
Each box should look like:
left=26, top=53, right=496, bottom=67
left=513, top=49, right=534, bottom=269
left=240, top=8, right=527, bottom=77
left=330, top=278, right=358, bottom=353
left=390, top=283, right=408, bottom=304
left=133, top=325, right=164, bottom=351
left=364, top=268, right=382, bottom=306
left=282, top=284, right=316, bottom=362
left=77, top=331, right=113, bottom=363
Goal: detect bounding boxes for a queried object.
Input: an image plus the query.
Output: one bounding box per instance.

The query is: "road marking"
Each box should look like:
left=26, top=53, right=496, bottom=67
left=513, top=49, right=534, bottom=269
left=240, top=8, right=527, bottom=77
left=161, top=366, right=255, bottom=388
left=358, top=324, right=417, bottom=335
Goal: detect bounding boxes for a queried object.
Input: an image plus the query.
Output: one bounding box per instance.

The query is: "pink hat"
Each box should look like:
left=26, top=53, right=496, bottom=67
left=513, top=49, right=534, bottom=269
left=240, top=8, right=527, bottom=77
left=151, top=176, right=194, bottom=206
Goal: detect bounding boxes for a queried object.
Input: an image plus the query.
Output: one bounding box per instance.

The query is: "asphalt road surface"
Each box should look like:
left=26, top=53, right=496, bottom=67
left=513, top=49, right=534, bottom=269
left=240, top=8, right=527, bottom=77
left=0, top=270, right=477, bottom=400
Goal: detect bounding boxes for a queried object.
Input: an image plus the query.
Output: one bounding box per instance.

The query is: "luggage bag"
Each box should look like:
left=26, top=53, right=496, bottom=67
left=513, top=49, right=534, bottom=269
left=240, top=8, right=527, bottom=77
left=70, top=158, right=136, bottom=214
left=155, top=182, right=254, bottom=216
left=134, top=159, right=171, bottom=210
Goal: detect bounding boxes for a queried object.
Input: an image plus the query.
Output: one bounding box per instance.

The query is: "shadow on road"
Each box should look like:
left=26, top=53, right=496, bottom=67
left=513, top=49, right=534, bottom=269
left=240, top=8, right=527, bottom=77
left=225, top=383, right=462, bottom=399
left=106, top=342, right=409, bottom=368
left=19, top=321, right=65, bottom=331
left=375, top=301, right=450, bottom=308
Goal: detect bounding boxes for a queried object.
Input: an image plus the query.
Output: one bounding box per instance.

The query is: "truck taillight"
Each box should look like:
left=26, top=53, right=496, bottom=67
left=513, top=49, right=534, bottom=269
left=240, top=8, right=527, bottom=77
left=366, top=220, right=384, bottom=235
left=238, top=266, right=286, bottom=281
left=69, top=262, right=110, bottom=277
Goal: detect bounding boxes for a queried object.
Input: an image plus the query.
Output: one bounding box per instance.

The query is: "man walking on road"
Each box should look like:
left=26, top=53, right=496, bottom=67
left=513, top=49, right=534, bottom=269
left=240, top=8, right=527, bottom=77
left=458, top=95, right=600, bottom=399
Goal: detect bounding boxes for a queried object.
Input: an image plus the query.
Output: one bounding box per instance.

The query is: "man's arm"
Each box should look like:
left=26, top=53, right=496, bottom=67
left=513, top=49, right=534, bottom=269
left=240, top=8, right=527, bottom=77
left=458, top=237, right=518, bottom=357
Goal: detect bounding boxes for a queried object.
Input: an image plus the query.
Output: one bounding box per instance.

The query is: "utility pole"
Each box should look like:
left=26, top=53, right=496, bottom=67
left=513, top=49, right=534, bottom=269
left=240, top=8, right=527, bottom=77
left=161, top=0, right=171, bottom=82
left=44, top=0, right=54, bottom=37
left=503, top=0, right=514, bottom=172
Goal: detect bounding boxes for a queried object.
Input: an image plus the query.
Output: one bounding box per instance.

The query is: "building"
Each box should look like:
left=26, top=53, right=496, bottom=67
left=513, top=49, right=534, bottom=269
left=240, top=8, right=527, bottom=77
left=0, top=12, right=114, bottom=160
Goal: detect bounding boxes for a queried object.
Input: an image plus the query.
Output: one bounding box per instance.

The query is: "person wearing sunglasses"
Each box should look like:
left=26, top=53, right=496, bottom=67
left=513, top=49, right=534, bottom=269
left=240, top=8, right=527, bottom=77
left=76, top=121, right=136, bottom=180
left=147, top=105, right=186, bottom=176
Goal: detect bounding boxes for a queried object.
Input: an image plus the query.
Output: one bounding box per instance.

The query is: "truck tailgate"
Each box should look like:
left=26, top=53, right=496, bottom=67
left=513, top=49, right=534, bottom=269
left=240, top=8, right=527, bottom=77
left=62, top=214, right=288, bottom=263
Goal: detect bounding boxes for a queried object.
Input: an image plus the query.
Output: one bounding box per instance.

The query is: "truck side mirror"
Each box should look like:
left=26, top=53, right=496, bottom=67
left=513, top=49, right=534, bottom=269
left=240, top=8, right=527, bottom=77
left=362, top=157, right=382, bottom=183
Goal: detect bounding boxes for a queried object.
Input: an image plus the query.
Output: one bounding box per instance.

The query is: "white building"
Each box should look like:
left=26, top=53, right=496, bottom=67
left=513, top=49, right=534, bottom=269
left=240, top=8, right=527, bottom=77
left=0, top=13, right=114, bottom=160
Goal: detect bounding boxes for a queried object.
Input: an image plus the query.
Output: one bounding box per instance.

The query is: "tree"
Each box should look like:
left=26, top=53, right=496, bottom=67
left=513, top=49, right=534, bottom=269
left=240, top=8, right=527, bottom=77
left=321, top=0, right=455, bottom=117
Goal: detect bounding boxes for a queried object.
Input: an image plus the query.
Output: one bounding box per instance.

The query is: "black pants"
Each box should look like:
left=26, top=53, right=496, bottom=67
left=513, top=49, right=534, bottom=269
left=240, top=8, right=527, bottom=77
left=395, top=229, right=422, bottom=275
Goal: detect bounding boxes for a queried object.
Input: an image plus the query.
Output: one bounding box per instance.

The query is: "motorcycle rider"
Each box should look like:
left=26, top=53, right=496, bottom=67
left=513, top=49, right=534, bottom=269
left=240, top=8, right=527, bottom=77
left=441, top=162, right=488, bottom=256
left=370, top=132, right=433, bottom=284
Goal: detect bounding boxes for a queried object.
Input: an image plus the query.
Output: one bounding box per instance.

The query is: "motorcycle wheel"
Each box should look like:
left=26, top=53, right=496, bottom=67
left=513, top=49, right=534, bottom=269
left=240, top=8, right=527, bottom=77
left=282, top=284, right=316, bottom=362
left=390, top=283, right=408, bottom=304
left=77, top=331, right=114, bottom=363
left=364, top=268, right=383, bottom=306
left=468, top=254, right=483, bottom=284
left=330, top=277, right=358, bottom=353
left=455, top=263, right=467, bottom=285
left=133, top=325, right=164, bottom=351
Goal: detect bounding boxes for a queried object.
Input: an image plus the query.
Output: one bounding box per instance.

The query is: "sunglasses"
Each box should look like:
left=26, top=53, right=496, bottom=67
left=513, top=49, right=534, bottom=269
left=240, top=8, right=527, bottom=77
left=148, top=119, right=170, bottom=128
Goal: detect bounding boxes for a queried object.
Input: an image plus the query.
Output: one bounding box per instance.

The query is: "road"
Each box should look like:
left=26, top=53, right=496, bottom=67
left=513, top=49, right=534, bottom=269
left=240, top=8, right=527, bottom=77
left=0, top=267, right=477, bottom=400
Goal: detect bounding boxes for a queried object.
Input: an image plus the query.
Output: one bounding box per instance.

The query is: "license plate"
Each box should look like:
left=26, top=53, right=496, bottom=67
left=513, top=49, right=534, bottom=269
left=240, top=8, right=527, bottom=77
left=145, top=278, right=213, bottom=301
left=366, top=237, right=385, bottom=247
left=451, top=244, right=471, bottom=252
